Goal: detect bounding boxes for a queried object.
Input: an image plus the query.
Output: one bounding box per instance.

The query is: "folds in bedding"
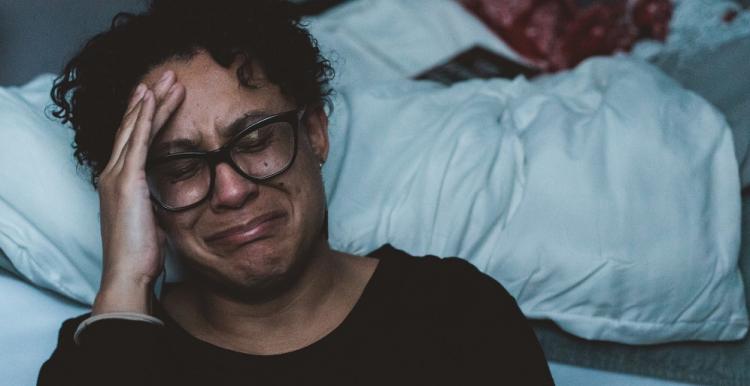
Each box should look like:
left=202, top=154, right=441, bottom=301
left=324, top=57, right=748, bottom=344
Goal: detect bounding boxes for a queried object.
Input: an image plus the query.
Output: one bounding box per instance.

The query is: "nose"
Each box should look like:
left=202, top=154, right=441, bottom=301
left=209, top=162, right=259, bottom=210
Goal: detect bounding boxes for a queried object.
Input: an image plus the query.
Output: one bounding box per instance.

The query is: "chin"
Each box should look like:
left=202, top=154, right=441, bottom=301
left=198, top=241, right=314, bottom=303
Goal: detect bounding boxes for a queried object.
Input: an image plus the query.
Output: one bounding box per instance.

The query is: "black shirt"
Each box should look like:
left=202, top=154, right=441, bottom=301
left=37, top=245, right=554, bottom=385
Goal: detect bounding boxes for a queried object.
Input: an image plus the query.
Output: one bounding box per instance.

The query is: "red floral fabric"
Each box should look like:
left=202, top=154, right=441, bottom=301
left=459, top=0, right=672, bottom=71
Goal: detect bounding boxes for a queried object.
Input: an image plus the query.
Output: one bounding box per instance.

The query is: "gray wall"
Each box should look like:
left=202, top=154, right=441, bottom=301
left=0, top=0, right=596, bottom=86
left=0, top=0, right=147, bottom=86
left=3, top=0, right=747, bottom=86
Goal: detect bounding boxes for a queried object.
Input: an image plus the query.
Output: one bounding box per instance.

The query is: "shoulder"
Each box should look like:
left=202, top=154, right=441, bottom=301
left=370, top=244, right=512, bottom=294
left=369, top=244, right=518, bottom=317
left=369, top=245, right=553, bottom=383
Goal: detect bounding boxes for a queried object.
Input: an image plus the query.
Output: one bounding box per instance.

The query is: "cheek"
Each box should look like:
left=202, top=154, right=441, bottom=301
left=277, top=181, right=302, bottom=195
left=275, top=167, right=324, bottom=228
left=158, top=211, right=201, bottom=248
left=296, top=171, right=326, bottom=224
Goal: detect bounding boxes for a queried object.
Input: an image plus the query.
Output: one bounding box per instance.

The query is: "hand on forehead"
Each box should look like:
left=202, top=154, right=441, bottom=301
left=141, top=52, right=294, bottom=152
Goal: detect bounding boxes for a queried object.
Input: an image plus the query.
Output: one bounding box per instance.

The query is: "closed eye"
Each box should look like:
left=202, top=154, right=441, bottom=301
left=234, top=128, right=274, bottom=153
left=160, top=159, right=204, bottom=182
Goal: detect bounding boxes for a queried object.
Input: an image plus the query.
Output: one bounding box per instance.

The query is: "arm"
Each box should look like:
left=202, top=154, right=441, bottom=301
left=469, top=285, right=554, bottom=384
left=37, top=315, right=167, bottom=386
left=38, top=72, right=186, bottom=385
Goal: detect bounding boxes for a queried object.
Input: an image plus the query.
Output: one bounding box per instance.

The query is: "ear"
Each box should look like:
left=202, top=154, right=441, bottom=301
left=303, top=104, right=329, bottom=164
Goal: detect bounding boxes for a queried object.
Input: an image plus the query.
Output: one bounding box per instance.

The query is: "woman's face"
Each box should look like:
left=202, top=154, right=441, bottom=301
left=141, top=51, right=329, bottom=299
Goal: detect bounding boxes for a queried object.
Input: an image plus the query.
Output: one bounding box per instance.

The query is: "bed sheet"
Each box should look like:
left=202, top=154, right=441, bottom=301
left=0, top=263, right=698, bottom=386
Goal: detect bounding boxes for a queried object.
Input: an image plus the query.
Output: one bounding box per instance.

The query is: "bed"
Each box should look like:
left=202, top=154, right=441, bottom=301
left=1, top=1, right=749, bottom=385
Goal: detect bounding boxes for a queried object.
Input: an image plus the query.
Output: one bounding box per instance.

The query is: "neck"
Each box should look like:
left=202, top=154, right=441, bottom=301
left=199, top=238, right=339, bottom=327
left=166, top=238, right=368, bottom=354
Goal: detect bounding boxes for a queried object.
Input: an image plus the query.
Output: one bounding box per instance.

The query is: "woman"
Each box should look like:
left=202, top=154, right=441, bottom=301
left=38, top=1, right=553, bottom=385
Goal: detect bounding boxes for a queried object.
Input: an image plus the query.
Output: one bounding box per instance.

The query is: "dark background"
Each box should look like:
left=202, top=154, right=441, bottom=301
left=0, top=0, right=636, bottom=86
left=0, top=0, right=147, bottom=86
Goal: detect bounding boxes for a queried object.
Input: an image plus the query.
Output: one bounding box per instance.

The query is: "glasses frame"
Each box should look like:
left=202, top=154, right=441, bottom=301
left=145, top=108, right=304, bottom=212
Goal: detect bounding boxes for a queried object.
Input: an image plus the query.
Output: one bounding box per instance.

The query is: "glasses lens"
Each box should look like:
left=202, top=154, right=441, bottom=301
left=231, top=121, right=295, bottom=178
left=146, top=113, right=298, bottom=210
left=147, top=156, right=210, bottom=209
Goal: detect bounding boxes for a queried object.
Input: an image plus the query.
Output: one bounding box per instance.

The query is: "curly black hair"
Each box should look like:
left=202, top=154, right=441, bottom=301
left=51, top=0, right=334, bottom=187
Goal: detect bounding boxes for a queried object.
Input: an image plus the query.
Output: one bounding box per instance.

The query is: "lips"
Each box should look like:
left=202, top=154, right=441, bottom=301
left=204, top=210, right=286, bottom=246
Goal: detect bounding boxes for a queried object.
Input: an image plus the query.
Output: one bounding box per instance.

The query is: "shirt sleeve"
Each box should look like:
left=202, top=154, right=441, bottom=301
left=37, top=313, right=168, bottom=386
left=440, top=257, right=555, bottom=385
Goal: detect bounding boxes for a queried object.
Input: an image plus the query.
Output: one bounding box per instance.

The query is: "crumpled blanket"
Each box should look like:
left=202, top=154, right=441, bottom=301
left=324, top=56, right=747, bottom=344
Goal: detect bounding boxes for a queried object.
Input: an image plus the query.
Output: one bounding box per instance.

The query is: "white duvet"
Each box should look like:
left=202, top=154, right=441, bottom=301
left=324, top=56, right=748, bottom=344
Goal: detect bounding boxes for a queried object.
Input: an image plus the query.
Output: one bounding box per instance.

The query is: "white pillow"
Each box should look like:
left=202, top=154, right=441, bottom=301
left=324, top=57, right=748, bottom=344
left=0, top=75, right=102, bottom=304
left=498, top=57, right=747, bottom=343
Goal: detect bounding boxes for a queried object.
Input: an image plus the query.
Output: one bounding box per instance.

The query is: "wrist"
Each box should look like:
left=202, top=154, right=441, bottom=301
left=93, top=273, right=155, bottom=315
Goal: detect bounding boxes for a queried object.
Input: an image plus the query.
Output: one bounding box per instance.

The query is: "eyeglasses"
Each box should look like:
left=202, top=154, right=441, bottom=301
left=145, top=109, right=303, bottom=212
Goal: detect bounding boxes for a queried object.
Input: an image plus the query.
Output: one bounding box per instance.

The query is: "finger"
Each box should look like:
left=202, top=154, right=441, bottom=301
left=152, top=71, right=176, bottom=104
left=152, top=82, right=186, bottom=138
left=125, top=84, right=147, bottom=115
left=107, top=85, right=147, bottom=169
left=105, top=100, right=144, bottom=172
left=123, top=90, right=157, bottom=170
left=110, top=142, right=129, bottom=173
left=116, top=99, right=145, bottom=147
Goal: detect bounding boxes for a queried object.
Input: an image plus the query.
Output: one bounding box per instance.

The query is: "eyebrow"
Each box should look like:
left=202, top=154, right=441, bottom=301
left=221, top=110, right=274, bottom=138
left=150, top=109, right=274, bottom=157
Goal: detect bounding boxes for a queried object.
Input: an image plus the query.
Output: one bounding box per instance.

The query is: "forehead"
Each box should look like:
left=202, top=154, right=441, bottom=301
left=142, top=51, right=293, bottom=145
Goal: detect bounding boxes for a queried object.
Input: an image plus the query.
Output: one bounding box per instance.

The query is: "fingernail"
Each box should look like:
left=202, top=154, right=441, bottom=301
left=159, top=71, right=173, bottom=83
left=134, top=84, right=146, bottom=99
